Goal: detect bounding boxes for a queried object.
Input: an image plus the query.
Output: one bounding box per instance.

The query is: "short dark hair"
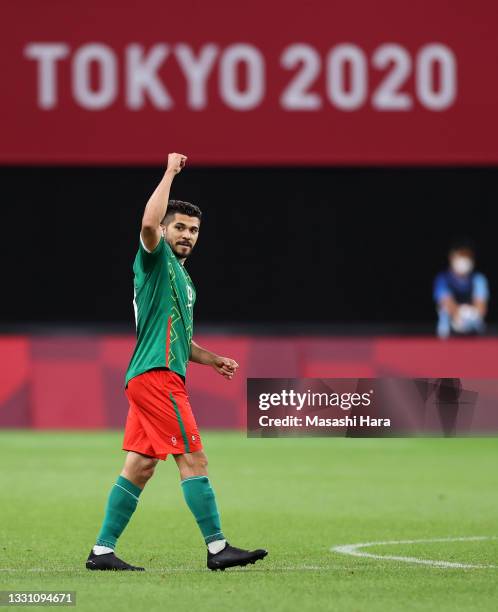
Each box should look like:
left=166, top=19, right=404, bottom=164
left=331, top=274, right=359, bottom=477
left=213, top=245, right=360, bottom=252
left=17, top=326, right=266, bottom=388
left=449, top=238, right=475, bottom=257
left=161, top=200, right=202, bottom=225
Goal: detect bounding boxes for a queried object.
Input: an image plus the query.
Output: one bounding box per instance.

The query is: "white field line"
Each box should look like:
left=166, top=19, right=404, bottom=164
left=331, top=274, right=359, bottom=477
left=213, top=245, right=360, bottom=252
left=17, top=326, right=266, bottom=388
left=3, top=537, right=498, bottom=573
left=332, top=536, right=498, bottom=569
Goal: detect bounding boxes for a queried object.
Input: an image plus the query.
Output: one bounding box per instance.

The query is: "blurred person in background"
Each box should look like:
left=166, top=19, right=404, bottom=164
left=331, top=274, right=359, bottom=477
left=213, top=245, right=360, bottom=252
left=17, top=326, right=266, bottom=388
left=433, top=241, right=489, bottom=339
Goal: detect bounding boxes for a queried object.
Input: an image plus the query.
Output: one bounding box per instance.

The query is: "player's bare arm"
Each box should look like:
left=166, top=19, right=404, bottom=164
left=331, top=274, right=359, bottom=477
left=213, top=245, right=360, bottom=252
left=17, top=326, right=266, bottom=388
left=190, top=340, right=239, bottom=380
left=141, top=152, right=187, bottom=252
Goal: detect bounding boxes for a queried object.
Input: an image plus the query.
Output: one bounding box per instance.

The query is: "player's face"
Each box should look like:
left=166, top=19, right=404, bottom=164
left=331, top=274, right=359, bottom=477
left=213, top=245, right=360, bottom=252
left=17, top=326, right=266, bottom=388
left=161, top=213, right=200, bottom=260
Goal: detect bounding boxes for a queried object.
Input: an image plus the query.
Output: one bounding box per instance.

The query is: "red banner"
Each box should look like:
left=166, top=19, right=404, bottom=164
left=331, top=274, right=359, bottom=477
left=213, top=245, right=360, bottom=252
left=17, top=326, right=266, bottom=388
left=2, top=335, right=498, bottom=430
left=1, top=1, right=498, bottom=165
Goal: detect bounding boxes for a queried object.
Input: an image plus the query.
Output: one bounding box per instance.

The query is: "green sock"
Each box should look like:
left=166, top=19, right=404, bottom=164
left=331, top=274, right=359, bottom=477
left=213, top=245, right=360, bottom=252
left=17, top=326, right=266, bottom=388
left=181, top=476, right=224, bottom=544
left=96, top=475, right=142, bottom=549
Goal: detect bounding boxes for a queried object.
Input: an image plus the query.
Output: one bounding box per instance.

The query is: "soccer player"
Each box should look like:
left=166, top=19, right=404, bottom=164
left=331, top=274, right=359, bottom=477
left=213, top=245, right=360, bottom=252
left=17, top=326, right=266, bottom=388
left=86, top=153, right=267, bottom=571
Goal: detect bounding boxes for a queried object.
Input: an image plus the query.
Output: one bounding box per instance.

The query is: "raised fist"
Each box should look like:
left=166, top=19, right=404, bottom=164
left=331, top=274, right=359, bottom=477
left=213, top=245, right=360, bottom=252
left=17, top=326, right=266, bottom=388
left=167, top=152, right=187, bottom=174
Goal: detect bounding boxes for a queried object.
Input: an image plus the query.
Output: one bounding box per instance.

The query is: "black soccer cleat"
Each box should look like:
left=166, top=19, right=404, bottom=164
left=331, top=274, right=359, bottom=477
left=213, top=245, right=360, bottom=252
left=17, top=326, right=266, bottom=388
left=207, top=542, right=268, bottom=571
left=85, top=549, right=145, bottom=571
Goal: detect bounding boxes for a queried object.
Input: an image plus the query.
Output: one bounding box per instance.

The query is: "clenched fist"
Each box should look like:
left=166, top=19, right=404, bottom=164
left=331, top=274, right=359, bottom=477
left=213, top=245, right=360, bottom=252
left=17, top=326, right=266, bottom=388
left=167, top=152, right=187, bottom=174
left=212, top=356, right=239, bottom=381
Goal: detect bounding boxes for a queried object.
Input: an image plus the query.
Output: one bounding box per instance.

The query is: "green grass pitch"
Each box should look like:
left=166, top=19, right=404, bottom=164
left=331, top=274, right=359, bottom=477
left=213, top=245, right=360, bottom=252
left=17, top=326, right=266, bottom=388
left=1, top=431, right=498, bottom=611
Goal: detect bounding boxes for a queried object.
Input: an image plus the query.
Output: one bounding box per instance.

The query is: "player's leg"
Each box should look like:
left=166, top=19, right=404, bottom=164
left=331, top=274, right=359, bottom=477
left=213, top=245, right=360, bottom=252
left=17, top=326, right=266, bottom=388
left=86, top=451, right=158, bottom=571
left=175, top=451, right=268, bottom=571
left=175, top=451, right=224, bottom=547
left=86, top=380, right=161, bottom=572
left=159, top=369, right=267, bottom=570
left=96, top=451, right=158, bottom=550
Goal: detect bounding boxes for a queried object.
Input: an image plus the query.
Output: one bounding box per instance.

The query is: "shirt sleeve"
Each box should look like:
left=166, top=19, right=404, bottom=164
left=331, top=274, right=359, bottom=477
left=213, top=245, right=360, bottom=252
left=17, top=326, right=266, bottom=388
left=137, top=233, right=166, bottom=271
left=434, top=273, right=451, bottom=303
left=472, top=273, right=489, bottom=301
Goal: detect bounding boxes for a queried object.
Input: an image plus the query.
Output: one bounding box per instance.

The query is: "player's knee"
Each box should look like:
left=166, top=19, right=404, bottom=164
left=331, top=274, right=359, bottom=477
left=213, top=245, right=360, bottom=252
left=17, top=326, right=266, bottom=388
left=187, top=451, right=208, bottom=474
left=138, top=458, right=158, bottom=483
left=195, top=451, right=208, bottom=470
left=176, top=450, right=208, bottom=477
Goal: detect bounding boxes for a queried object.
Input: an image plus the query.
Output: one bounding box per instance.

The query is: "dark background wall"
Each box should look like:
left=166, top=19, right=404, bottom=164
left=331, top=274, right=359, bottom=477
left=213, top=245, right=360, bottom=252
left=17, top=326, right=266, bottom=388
left=1, top=166, right=497, bottom=328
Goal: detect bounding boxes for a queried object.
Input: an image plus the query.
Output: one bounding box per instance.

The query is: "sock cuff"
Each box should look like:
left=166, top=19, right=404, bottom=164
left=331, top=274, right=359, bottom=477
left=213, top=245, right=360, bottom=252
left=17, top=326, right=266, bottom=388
left=181, top=476, right=209, bottom=486
left=116, top=475, right=142, bottom=499
left=205, top=532, right=225, bottom=544
left=95, top=539, right=116, bottom=549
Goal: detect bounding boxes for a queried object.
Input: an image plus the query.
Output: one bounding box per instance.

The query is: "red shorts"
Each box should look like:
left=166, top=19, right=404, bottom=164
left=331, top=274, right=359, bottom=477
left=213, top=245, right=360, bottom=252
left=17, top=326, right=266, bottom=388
left=123, top=369, right=203, bottom=460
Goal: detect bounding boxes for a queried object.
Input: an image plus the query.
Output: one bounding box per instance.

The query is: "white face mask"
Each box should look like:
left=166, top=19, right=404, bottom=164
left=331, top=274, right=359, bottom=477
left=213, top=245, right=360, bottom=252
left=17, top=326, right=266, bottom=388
left=451, top=256, right=474, bottom=276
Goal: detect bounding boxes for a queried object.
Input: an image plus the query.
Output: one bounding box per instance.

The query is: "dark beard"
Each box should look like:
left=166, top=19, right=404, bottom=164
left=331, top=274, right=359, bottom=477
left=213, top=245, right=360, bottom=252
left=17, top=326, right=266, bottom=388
left=170, top=242, right=192, bottom=259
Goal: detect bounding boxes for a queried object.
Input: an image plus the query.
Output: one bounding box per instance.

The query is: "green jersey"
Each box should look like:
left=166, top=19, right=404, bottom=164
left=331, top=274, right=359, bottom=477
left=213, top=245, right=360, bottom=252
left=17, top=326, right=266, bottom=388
left=125, top=236, right=196, bottom=386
